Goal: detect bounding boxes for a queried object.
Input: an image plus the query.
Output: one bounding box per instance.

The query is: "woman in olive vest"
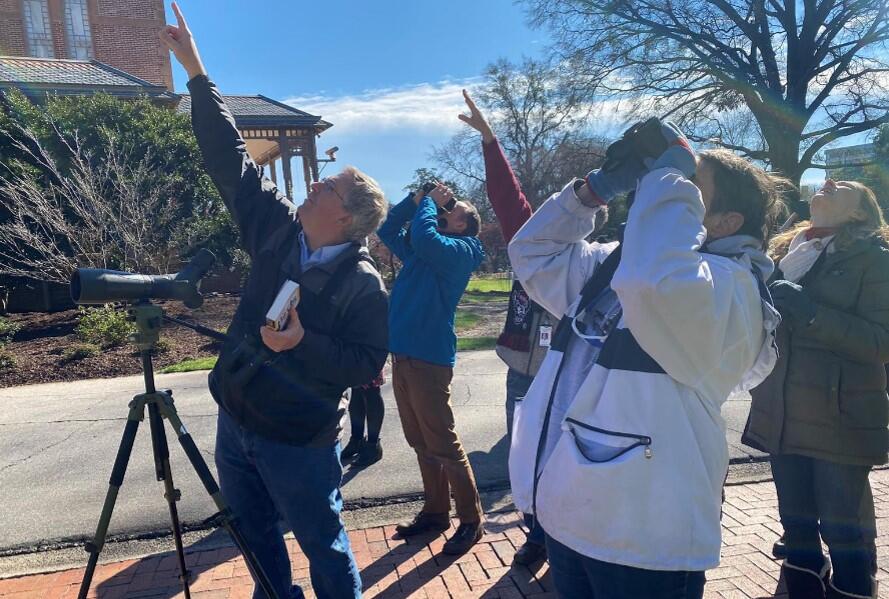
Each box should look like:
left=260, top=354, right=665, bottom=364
left=743, top=179, right=889, bottom=599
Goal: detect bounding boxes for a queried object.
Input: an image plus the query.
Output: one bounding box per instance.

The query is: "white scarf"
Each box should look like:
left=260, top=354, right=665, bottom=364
left=778, top=231, right=835, bottom=283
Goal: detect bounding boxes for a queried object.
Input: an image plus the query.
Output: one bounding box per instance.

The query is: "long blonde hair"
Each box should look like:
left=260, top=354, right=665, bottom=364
left=769, top=181, right=889, bottom=261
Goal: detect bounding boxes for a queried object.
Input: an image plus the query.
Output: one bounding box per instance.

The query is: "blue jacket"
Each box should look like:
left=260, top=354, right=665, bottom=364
left=378, top=195, right=485, bottom=366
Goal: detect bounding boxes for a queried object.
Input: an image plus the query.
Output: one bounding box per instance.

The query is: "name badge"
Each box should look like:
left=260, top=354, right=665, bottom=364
left=539, top=325, right=552, bottom=348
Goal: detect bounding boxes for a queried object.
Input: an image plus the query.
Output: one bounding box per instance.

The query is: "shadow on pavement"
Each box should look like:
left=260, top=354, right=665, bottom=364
left=469, top=432, right=511, bottom=511
left=93, top=527, right=239, bottom=598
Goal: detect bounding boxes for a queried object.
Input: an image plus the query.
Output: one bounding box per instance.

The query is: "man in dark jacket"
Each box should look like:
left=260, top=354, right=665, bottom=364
left=161, top=6, right=388, bottom=598
left=377, top=183, right=485, bottom=555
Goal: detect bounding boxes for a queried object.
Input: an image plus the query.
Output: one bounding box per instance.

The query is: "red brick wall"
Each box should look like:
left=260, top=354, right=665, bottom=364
left=0, top=0, right=26, bottom=55
left=91, top=0, right=173, bottom=89
left=0, top=0, right=173, bottom=91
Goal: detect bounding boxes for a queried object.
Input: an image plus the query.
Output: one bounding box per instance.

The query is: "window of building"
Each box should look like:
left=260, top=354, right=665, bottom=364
left=65, top=0, right=93, bottom=59
left=23, top=0, right=54, bottom=58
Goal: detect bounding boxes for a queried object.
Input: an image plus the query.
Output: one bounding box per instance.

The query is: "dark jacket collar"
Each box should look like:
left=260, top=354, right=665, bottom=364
left=822, top=235, right=883, bottom=269
left=288, top=234, right=366, bottom=296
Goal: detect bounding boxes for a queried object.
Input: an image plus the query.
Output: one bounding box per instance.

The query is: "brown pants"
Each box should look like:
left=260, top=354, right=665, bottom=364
left=392, top=356, right=483, bottom=523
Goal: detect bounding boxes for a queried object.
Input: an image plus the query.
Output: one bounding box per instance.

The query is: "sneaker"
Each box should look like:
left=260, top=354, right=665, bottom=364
left=512, top=540, right=547, bottom=565
left=341, top=436, right=364, bottom=461
left=356, top=439, right=383, bottom=466
left=442, top=522, right=484, bottom=555
left=395, top=512, right=450, bottom=537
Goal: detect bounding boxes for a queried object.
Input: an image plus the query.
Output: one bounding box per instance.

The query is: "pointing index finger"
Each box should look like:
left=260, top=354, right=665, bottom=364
left=462, top=89, right=479, bottom=113
left=171, top=2, right=188, bottom=29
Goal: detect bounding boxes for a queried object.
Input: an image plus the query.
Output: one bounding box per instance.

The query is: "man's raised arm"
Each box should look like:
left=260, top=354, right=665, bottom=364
left=159, top=2, right=291, bottom=256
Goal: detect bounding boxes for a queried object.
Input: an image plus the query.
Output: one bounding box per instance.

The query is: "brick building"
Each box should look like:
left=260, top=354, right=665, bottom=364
left=0, top=1, right=334, bottom=312
left=0, top=0, right=173, bottom=90
left=1, top=0, right=333, bottom=201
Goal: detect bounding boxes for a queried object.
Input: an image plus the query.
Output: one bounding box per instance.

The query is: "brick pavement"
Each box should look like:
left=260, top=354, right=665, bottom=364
left=3, top=470, right=889, bottom=598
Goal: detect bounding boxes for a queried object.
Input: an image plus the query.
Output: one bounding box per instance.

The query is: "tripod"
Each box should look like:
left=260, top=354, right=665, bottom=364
left=78, top=301, right=280, bottom=599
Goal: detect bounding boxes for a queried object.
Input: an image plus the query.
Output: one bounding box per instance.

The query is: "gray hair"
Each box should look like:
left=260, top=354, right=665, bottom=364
left=341, top=166, right=388, bottom=241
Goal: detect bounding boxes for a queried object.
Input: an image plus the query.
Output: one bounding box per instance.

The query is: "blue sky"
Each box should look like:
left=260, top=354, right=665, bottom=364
left=164, top=1, right=846, bottom=203
left=166, top=0, right=549, bottom=203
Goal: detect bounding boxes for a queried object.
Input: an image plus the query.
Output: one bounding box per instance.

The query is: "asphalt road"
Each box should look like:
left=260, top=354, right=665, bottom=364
left=0, top=350, right=760, bottom=552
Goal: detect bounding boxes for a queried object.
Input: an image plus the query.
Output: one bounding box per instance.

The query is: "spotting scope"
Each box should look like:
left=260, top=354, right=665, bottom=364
left=70, top=249, right=216, bottom=309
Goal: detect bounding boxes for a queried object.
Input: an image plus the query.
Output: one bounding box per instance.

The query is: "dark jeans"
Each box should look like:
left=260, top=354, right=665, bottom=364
left=348, top=385, right=384, bottom=443
left=215, top=409, right=361, bottom=599
left=506, top=367, right=545, bottom=546
left=545, top=534, right=705, bottom=599
left=771, top=454, right=877, bottom=595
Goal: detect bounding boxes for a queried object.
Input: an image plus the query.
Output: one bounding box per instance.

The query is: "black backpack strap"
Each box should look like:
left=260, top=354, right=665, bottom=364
left=551, top=244, right=623, bottom=352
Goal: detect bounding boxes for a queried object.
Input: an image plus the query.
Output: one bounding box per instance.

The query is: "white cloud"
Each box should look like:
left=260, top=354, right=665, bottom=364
left=285, top=78, right=483, bottom=134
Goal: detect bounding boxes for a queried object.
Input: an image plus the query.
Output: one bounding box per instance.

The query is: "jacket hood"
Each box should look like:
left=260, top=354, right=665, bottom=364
left=704, top=235, right=780, bottom=393
left=704, top=234, right=774, bottom=281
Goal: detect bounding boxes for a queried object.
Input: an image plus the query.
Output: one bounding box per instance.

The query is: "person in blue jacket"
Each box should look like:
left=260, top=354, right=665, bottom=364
left=377, top=183, right=486, bottom=555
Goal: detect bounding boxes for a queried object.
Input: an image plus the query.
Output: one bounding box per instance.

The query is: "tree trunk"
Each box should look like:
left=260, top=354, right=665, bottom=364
left=760, top=119, right=809, bottom=220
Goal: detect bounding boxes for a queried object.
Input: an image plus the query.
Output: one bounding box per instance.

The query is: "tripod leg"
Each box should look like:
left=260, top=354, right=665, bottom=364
left=148, top=400, right=192, bottom=599
left=157, top=400, right=281, bottom=599
left=78, top=402, right=144, bottom=599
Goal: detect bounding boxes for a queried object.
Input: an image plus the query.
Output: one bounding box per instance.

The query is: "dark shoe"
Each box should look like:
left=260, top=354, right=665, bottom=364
left=826, top=577, right=876, bottom=599
left=442, top=521, right=483, bottom=555
left=341, top=436, right=364, bottom=461
left=512, top=540, right=546, bottom=565
left=356, top=439, right=383, bottom=466
left=773, top=534, right=787, bottom=559
left=783, top=561, right=829, bottom=599
left=395, top=512, right=450, bottom=537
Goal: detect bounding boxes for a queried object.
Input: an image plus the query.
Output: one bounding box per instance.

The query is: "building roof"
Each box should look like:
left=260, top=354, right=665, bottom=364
left=176, top=93, right=332, bottom=131
left=0, top=55, right=332, bottom=141
left=0, top=56, right=177, bottom=101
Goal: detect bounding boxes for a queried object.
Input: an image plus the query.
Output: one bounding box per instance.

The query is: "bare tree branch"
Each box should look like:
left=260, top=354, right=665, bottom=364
left=0, top=121, right=181, bottom=284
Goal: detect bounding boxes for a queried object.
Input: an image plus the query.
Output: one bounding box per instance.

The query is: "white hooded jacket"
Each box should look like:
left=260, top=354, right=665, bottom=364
left=507, top=167, right=778, bottom=572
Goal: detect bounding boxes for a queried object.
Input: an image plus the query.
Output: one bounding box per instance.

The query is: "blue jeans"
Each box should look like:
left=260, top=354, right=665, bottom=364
left=771, top=454, right=877, bottom=595
left=545, top=534, right=705, bottom=599
left=215, top=409, right=361, bottom=599
left=506, top=368, right=545, bottom=546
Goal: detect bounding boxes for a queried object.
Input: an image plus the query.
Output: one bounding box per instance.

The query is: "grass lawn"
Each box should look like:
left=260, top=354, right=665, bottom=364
left=158, top=305, right=499, bottom=375
left=161, top=356, right=217, bottom=373
left=455, top=310, right=483, bottom=332
left=462, top=290, right=510, bottom=303
left=457, top=336, right=498, bottom=351
left=465, top=278, right=511, bottom=293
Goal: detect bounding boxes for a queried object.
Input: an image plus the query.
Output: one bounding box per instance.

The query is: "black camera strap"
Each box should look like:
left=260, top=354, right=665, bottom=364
left=550, top=244, right=623, bottom=352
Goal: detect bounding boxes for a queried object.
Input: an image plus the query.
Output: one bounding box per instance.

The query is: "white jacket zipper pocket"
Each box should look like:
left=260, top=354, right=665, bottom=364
left=565, top=417, right=653, bottom=463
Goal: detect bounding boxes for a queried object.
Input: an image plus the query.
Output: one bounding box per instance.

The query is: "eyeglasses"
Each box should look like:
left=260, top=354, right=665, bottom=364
left=322, top=178, right=345, bottom=202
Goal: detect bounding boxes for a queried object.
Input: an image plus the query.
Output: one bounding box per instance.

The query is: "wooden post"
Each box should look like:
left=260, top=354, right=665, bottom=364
left=302, top=154, right=313, bottom=198
left=308, top=134, right=320, bottom=182
left=279, top=135, right=293, bottom=200
left=269, top=159, right=278, bottom=185
left=300, top=134, right=320, bottom=198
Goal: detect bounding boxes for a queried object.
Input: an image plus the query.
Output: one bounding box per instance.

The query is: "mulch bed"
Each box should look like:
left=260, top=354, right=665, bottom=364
left=0, top=295, right=237, bottom=388
left=0, top=294, right=509, bottom=389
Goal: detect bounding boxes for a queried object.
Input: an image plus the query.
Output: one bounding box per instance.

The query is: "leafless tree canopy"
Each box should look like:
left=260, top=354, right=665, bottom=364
left=525, top=0, right=889, bottom=189
left=0, top=122, right=180, bottom=284
left=433, top=58, right=607, bottom=210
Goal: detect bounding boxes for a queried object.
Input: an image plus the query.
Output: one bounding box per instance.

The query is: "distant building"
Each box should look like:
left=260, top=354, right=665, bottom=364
left=0, top=0, right=173, bottom=89
left=825, top=143, right=877, bottom=179
left=799, top=183, right=819, bottom=203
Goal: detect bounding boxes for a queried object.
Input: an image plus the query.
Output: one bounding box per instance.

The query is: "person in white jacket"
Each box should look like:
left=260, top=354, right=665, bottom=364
left=507, top=119, right=783, bottom=598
